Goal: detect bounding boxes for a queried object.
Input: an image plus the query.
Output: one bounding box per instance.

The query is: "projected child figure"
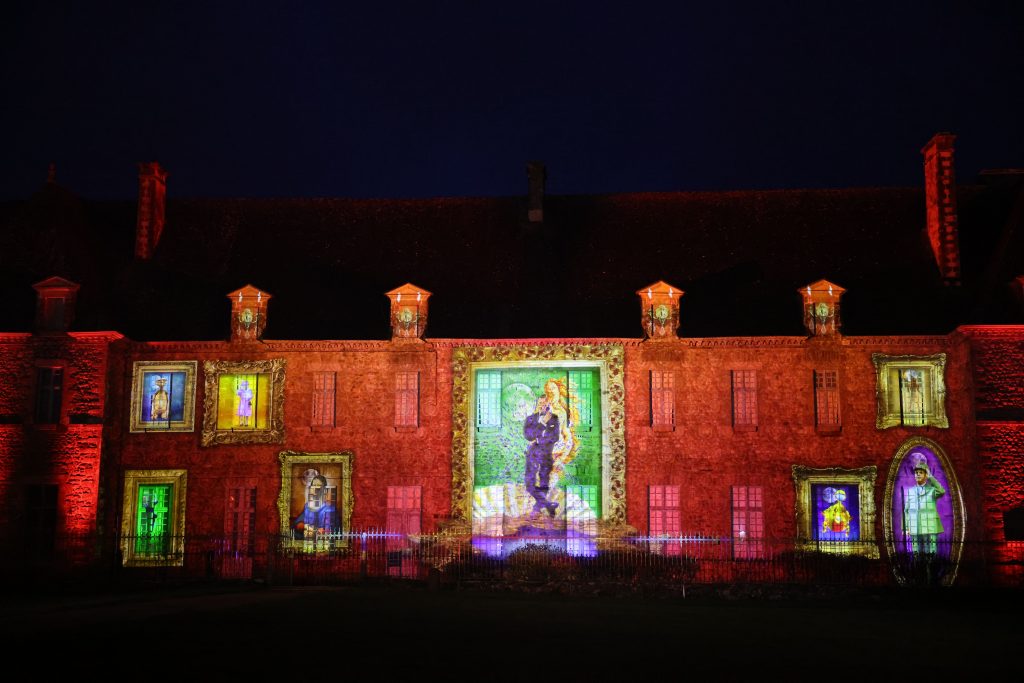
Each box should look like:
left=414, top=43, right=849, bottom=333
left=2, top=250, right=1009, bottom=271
left=523, top=379, right=579, bottom=517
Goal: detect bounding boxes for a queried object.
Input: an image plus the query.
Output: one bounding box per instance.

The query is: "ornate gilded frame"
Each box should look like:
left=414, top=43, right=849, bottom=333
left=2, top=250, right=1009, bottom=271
left=120, top=469, right=187, bottom=566
left=277, top=451, right=354, bottom=550
left=201, top=358, right=286, bottom=446
left=792, top=465, right=879, bottom=558
left=883, top=437, right=965, bottom=585
left=129, top=361, right=198, bottom=433
left=450, top=343, right=626, bottom=524
left=871, top=353, right=948, bottom=429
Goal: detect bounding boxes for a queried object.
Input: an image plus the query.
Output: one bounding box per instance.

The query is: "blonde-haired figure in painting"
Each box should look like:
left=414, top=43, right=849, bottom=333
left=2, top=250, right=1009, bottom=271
left=523, top=378, right=580, bottom=518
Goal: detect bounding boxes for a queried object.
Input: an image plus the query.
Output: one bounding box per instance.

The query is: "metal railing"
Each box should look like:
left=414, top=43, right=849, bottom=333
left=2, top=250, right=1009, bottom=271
left=1, top=532, right=1019, bottom=590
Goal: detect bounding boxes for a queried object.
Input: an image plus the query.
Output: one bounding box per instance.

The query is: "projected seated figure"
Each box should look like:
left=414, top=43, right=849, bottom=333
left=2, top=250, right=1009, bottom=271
left=523, top=379, right=578, bottom=518
left=292, top=471, right=338, bottom=540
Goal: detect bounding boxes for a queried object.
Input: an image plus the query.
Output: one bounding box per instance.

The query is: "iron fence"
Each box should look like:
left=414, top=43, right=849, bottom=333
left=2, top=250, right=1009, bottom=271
left=0, top=531, right=1019, bottom=590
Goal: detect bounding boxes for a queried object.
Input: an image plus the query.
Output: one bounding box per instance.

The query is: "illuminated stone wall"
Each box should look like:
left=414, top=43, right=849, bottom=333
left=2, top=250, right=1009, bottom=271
left=623, top=335, right=982, bottom=547
left=0, top=332, right=119, bottom=537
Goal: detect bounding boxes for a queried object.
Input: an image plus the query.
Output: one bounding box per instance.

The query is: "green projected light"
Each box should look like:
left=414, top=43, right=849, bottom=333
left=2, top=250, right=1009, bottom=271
left=135, top=484, right=172, bottom=555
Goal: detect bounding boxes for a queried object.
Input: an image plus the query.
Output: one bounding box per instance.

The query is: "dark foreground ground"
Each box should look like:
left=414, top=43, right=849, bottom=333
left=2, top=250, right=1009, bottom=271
left=2, top=583, right=1021, bottom=678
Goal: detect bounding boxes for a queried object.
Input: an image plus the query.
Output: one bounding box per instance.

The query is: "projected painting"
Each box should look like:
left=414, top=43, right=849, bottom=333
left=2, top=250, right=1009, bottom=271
left=216, top=373, right=271, bottom=430
left=812, top=484, right=861, bottom=542
left=201, top=359, right=285, bottom=446
left=277, top=451, right=353, bottom=551
left=472, top=366, right=602, bottom=541
left=129, top=361, right=197, bottom=432
left=884, top=438, right=964, bottom=585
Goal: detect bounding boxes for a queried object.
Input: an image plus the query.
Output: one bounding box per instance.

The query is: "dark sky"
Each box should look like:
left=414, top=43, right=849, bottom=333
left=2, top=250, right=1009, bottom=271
left=2, top=1, right=1022, bottom=200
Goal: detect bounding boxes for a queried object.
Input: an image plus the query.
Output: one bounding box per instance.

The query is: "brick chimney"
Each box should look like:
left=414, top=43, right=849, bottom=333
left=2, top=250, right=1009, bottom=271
left=135, top=162, right=168, bottom=260
left=921, top=133, right=960, bottom=284
left=527, top=161, right=545, bottom=223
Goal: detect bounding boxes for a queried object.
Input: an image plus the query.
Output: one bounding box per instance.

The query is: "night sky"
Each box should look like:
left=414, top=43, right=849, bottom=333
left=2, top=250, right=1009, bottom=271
left=3, top=1, right=1022, bottom=200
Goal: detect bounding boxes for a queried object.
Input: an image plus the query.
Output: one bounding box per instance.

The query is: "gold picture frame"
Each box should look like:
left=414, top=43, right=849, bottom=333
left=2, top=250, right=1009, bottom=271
left=129, top=361, right=198, bottom=433
left=871, top=353, right=948, bottom=429
left=120, top=469, right=187, bottom=567
left=277, top=451, right=354, bottom=551
left=201, top=359, right=286, bottom=446
left=450, top=343, right=627, bottom=525
left=883, top=437, right=966, bottom=586
left=792, top=465, right=879, bottom=558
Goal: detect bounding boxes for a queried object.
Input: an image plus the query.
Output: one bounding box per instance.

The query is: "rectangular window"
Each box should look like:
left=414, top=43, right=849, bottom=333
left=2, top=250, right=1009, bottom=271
left=814, top=371, right=841, bottom=431
left=731, top=485, right=765, bottom=559
left=649, top=484, right=681, bottom=556
left=311, top=371, right=336, bottom=428
left=225, top=486, right=257, bottom=554
left=476, top=370, right=501, bottom=429
left=41, top=296, right=65, bottom=331
left=34, top=367, right=63, bottom=424
left=650, top=370, right=675, bottom=430
left=568, top=370, right=594, bottom=428
left=386, top=485, right=422, bottom=536
left=731, top=370, right=758, bottom=430
left=121, top=469, right=186, bottom=566
left=395, top=371, right=419, bottom=428
left=871, top=354, right=948, bottom=429
left=135, top=484, right=173, bottom=557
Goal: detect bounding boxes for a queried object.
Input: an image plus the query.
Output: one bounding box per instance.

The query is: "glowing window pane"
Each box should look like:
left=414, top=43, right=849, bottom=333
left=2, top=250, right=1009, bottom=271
left=476, top=370, right=501, bottom=428
left=649, top=485, right=681, bottom=556
left=732, top=485, right=765, bottom=559
left=568, top=370, right=594, bottom=427
left=135, top=484, right=172, bottom=556
left=226, top=486, right=256, bottom=554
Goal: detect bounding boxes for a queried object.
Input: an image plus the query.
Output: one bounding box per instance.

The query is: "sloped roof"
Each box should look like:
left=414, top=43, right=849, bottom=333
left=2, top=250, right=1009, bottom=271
left=1, top=180, right=1021, bottom=341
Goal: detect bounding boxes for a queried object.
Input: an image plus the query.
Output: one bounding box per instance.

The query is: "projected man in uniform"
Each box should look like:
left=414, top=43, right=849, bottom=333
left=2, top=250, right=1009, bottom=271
left=904, top=453, right=946, bottom=554
left=523, top=379, right=577, bottom=518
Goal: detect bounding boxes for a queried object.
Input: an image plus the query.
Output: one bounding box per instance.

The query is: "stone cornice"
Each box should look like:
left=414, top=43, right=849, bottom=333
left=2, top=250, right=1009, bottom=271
left=956, top=325, right=1024, bottom=339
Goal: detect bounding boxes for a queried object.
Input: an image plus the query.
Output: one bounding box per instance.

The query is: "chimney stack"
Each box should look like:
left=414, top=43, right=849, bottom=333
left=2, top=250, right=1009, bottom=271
left=921, top=133, right=960, bottom=284
left=527, top=161, right=545, bottom=222
left=136, top=162, right=168, bottom=260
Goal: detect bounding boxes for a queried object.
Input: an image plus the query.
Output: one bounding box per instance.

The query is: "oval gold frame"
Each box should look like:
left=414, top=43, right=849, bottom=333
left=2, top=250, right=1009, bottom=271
left=883, top=437, right=965, bottom=586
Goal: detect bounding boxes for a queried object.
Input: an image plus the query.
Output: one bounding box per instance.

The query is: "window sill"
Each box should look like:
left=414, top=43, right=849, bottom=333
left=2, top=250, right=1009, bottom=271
left=733, top=424, right=758, bottom=433
left=310, top=425, right=336, bottom=433
left=394, top=425, right=418, bottom=433
left=816, top=425, right=842, bottom=436
left=651, top=424, right=675, bottom=433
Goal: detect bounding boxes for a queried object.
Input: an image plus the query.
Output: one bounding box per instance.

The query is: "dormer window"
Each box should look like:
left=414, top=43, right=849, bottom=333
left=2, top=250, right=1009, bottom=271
left=637, top=281, right=684, bottom=341
left=799, top=279, right=844, bottom=337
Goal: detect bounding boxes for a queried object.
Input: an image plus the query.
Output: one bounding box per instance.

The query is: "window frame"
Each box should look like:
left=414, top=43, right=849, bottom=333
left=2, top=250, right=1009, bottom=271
left=731, top=485, right=766, bottom=560
left=814, top=370, right=842, bottom=433
left=731, top=369, right=758, bottom=432
left=120, top=469, right=187, bottom=567
left=395, top=370, right=420, bottom=431
left=650, top=369, right=675, bottom=432
left=311, top=370, right=337, bottom=430
left=648, top=484, right=681, bottom=556
left=871, top=354, right=948, bottom=429
left=32, top=362, right=67, bottom=427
